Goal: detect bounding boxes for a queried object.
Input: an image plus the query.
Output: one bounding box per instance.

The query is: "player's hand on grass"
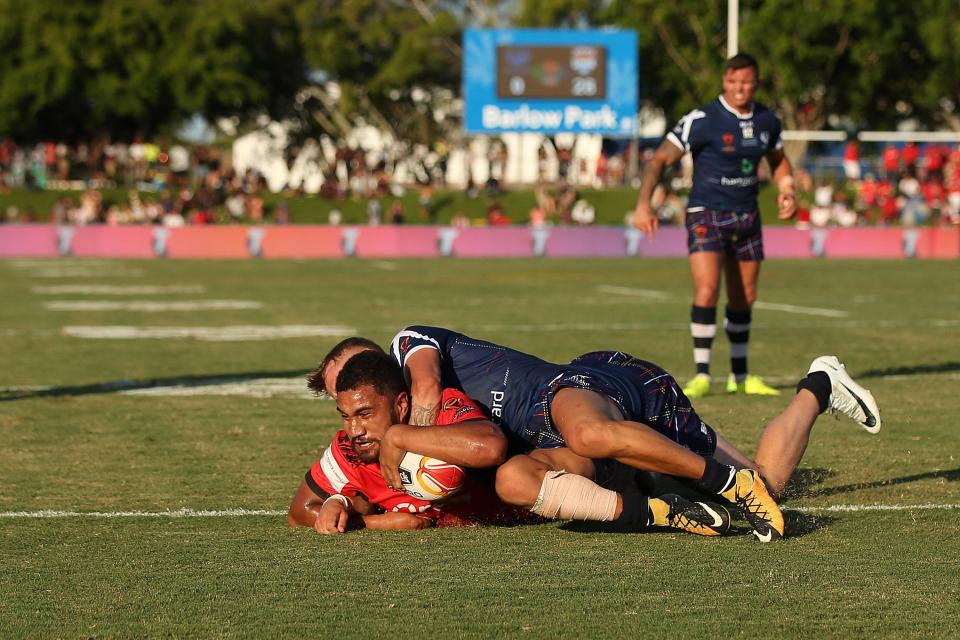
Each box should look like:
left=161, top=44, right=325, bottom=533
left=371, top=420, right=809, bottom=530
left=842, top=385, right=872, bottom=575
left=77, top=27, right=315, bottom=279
left=314, top=497, right=350, bottom=535
left=777, top=192, right=797, bottom=219
left=379, top=428, right=407, bottom=492
left=632, top=202, right=659, bottom=238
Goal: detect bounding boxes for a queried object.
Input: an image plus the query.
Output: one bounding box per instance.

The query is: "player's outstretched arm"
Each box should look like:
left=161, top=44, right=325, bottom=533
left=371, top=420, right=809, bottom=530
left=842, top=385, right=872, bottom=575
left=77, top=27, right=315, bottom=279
left=360, top=512, right=434, bottom=531
left=633, top=140, right=684, bottom=237
left=404, top=348, right=442, bottom=426
left=767, top=148, right=797, bottom=219
left=288, top=478, right=375, bottom=529
left=287, top=479, right=328, bottom=528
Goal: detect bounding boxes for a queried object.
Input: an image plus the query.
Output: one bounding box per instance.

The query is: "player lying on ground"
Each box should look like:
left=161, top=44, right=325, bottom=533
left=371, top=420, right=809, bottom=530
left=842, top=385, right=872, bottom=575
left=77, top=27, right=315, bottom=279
left=384, top=326, right=881, bottom=542
left=296, top=347, right=735, bottom=536
left=288, top=350, right=514, bottom=533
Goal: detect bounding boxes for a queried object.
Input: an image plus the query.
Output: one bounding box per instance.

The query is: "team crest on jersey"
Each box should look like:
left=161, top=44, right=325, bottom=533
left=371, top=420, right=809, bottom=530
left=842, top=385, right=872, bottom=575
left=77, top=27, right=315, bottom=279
left=442, top=396, right=463, bottom=412
left=399, top=337, right=412, bottom=357
left=722, top=133, right=735, bottom=152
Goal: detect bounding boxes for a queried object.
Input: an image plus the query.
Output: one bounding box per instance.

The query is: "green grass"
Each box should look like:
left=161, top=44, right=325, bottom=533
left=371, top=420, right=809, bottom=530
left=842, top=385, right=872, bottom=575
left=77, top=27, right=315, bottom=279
left=0, top=257, right=958, bottom=637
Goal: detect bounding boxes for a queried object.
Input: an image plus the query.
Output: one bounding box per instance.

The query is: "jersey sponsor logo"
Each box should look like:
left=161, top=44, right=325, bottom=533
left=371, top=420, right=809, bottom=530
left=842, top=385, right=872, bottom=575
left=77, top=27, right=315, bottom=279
left=740, top=122, right=754, bottom=139
left=720, top=175, right=759, bottom=187
left=399, top=336, right=411, bottom=357
left=490, top=390, right=505, bottom=419
left=741, top=159, right=755, bottom=174
left=453, top=406, right=478, bottom=421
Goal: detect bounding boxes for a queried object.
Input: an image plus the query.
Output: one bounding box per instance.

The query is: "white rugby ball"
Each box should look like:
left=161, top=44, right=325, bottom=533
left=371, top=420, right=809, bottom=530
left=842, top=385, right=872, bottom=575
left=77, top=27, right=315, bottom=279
left=397, top=452, right=466, bottom=501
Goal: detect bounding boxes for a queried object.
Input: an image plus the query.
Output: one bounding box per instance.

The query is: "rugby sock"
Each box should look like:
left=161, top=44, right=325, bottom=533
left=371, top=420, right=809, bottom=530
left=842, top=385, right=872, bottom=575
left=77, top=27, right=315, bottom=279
left=796, top=371, right=832, bottom=414
left=691, top=305, right=717, bottom=376
left=696, top=457, right=738, bottom=495
left=725, top=306, right=752, bottom=383
left=617, top=492, right=651, bottom=525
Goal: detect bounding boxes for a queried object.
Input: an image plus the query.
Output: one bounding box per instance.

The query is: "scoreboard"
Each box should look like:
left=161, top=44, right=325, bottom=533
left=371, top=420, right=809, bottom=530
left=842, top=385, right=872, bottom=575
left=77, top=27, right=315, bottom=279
left=496, top=45, right=607, bottom=99
left=464, top=29, right=637, bottom=137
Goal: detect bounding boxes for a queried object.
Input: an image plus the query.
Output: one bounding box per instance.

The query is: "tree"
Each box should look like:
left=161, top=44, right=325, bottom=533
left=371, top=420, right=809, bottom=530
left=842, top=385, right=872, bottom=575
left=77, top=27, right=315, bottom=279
left=0, top=0, right=307, bottom=141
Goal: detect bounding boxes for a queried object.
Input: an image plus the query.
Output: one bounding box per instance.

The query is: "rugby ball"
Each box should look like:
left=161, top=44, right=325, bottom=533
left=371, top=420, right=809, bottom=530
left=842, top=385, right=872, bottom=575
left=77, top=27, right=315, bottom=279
left=397, top=452, right=466, bottom=501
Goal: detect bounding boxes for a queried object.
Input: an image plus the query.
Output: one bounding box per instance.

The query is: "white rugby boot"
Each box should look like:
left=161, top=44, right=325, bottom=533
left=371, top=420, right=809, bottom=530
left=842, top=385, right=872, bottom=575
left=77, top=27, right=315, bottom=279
left=807, top=356, right=881, bottom=434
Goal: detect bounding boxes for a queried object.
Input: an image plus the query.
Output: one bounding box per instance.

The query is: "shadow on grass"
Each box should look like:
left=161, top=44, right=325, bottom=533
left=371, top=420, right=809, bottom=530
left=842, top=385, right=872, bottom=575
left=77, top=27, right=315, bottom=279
left=857, top=361, right=960, bottom=380
left=0, top=369, right=313, bottom=402
left=788, top=467, right=960, bottom=499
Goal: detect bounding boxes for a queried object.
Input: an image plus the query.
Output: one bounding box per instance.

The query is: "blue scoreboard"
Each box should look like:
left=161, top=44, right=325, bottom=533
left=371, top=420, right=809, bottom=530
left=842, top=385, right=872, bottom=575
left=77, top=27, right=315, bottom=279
left=463, top=28, right=638, bottom=138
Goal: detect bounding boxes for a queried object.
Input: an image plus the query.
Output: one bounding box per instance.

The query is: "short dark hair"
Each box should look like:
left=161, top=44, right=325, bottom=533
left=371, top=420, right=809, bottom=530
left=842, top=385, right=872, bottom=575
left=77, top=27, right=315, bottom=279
left=335, top=350, right=406, bottom=399
left=306, top=336, right=384, bottom=396
left=725, top=52, right=759, bottom=75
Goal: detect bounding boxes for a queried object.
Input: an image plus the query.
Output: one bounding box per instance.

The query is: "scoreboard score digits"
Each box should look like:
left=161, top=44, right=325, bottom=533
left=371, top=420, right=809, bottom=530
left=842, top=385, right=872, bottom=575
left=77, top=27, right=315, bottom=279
left=497, top=45, right=607, bottom=100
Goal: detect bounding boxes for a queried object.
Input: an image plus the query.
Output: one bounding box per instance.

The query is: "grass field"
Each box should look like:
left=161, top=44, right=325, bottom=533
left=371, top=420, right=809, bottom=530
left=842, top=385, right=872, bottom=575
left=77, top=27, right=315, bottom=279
left=1, top=256, right=958, bottom=638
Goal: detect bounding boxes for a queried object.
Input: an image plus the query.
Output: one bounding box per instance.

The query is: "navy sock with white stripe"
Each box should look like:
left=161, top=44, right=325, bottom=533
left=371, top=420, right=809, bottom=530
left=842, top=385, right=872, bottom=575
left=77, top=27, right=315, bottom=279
left=725, top=306, right=751, bottom=383
left=691, top=305, right=717, bottom=376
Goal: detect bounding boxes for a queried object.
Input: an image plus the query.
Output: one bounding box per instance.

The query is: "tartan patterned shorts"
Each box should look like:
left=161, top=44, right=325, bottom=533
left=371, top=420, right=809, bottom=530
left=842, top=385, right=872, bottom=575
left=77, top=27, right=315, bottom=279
left=686, top=208, right=764, bottom=261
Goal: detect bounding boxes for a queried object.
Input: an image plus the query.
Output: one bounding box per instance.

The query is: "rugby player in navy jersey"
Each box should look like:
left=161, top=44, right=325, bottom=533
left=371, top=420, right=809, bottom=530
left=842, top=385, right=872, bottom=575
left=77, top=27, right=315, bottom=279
left=633, top=52, right=797, bottom=399
left=294, top=347, right=734, bottom=537
left=386, top=326, right=881, bottom=542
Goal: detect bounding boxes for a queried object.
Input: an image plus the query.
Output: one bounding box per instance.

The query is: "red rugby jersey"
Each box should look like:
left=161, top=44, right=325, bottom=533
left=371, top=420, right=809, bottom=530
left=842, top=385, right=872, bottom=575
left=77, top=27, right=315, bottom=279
left=307, top=388, right=485, bottom=520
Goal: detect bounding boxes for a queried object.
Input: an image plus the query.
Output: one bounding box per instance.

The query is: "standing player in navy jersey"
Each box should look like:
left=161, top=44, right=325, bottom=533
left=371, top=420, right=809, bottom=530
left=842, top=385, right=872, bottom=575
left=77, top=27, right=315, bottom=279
left=633, top=52, right=797, bottom=399
left=387, top=325, right=880, bottom=542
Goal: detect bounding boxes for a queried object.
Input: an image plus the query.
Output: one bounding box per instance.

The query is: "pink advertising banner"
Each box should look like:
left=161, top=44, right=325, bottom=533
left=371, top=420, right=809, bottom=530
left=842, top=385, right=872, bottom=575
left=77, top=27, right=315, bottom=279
left=0, top=225, right=59, bottom=257
left=0, top=225, right=956, bottom=260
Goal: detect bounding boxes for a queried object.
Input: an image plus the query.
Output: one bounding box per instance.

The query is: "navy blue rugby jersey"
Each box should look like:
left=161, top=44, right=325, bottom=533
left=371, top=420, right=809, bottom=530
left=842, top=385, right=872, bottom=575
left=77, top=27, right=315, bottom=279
left=389, top=326, right=562, bottom=439
left=666, top=95, right=783, bottom=213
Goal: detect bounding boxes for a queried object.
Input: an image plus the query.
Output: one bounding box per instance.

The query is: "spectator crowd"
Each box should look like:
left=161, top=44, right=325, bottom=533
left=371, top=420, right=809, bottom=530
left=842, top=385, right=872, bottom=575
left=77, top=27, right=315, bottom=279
left=2, top=137, right=959, bottom=229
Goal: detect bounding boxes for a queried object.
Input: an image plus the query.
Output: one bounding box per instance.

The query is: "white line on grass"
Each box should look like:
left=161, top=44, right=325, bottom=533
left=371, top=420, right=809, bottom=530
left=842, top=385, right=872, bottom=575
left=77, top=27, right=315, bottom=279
left=47, top=300, right=262, bottom=312
left=0, top=504, right=956, bottom=519
left=33, top=285, right=206, bottom=295
left=0, top=508, right=286, bottom=519
left=753, top=301, right=850, bottom=318
left=62, top=325, right=356, bottom=341
left=595, top=285, right=672, bottom=300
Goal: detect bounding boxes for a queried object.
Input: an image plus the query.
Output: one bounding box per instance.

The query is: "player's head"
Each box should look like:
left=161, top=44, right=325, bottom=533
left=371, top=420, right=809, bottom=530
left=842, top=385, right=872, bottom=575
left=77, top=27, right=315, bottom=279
left=307, top=336, right=384, bottom=397
left=334, top=350, right=409, bottom=463
left=722, top=52, right=759, bottom=111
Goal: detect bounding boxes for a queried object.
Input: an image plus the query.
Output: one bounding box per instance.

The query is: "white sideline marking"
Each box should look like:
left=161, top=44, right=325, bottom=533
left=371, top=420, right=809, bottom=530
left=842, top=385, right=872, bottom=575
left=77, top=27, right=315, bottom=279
left=62, top=325, right=355, bottom=341
left=753, top=301, right=850, bottom=318
left=371, top=261, right=397, bottom=271
left=788, top=503, right=959, bottom=513
left=120, top=377, right=313, bottom=398
left=33, top=285, right=206, bottom=295
left=27, top=268, right=146, bottom=278
left=0, top=508, right=286, bottom=519
left=47, top=300, right=261, bottom=312
left=0, top=504, right=956, bottom=519
left=596, top=285, right=671, bottom=300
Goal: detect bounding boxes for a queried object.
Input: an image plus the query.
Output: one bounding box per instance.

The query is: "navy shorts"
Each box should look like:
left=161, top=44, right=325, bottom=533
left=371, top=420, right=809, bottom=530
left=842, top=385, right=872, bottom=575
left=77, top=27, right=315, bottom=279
left=686, top=208, right=764, bottom=261
left=523, top=351, right=718, bottom=475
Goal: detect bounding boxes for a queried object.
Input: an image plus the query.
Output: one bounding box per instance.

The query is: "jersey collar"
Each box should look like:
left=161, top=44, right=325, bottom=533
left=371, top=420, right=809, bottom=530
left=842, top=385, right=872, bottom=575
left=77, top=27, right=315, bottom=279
left=718, top=95, right=754, bottom=119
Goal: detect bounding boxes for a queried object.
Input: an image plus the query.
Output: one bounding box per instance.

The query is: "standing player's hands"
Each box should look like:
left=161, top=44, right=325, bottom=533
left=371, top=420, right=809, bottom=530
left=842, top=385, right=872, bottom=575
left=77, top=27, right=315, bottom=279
left=379, top=427, right=407, bottom=492
left=632, top=202, right=659, bottom=238
left=777, top=192, right=797, bottom=219
left=314, top=498, right=350, bottom=535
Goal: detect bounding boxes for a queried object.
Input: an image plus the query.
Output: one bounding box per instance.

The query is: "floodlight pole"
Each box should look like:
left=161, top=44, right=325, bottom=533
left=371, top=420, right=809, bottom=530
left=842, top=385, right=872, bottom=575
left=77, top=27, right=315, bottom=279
left=727, top=0, right=739, bottom=58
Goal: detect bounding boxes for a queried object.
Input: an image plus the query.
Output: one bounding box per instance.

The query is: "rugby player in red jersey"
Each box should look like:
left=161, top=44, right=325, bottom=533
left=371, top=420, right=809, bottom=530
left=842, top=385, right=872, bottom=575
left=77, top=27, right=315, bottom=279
left=288, top=349, right=526, bottom=534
